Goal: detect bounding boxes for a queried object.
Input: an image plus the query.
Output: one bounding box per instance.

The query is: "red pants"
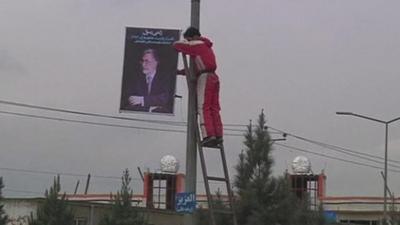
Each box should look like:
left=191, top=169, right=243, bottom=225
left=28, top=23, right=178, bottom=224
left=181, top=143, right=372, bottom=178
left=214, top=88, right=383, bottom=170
left=197, top=72, right=223, bottom=138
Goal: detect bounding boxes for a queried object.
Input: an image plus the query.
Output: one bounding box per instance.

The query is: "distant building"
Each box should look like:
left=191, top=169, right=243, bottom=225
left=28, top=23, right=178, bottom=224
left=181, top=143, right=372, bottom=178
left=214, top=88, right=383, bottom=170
left=2, top=195, right=183, bottom=225
left=286, top=156, right=397, bottom=225
left=2, top=156, right=398, bottom=225
left=321, top=196, right=400, bottom=225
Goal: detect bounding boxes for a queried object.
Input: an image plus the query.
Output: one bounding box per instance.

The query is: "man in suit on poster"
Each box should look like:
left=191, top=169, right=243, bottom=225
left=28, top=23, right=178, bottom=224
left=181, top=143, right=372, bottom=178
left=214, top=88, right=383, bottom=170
left=124, top=48, right=172, bottom=113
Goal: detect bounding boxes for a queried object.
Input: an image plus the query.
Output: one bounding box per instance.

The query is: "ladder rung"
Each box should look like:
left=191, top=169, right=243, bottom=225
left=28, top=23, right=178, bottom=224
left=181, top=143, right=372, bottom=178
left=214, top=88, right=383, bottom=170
left=213, top=209, right=234, bottom=214
left=201, top=144, right=223, bottom=149
left=207, top=176, right=227, bottom=182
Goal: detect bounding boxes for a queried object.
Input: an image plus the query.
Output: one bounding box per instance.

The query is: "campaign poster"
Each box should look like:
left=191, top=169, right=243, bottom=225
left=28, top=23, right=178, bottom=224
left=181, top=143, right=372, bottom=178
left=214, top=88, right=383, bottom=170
left=119, top=27, right=180, bottom=114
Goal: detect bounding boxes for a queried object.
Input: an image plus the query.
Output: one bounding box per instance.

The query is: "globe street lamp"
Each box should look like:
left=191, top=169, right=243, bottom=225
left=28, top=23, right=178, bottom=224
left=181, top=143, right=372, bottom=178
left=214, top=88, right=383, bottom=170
left=336, top=112, right=400, bottom=224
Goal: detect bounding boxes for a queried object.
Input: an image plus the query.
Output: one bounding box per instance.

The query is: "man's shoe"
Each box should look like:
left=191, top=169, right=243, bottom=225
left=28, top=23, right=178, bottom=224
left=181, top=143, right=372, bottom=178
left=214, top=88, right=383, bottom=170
left=216, top=137, right=223, bottom=146
left=201, top=136, right=217, bottom=147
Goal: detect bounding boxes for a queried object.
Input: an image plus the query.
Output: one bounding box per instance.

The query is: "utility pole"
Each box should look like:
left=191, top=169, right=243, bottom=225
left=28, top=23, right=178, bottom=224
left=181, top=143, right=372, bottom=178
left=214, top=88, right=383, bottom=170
left=184, top=1, right=200, bottom=225
left=84, top=173, right=91, bottom=195
left=336, top=112, right=400, bottom=225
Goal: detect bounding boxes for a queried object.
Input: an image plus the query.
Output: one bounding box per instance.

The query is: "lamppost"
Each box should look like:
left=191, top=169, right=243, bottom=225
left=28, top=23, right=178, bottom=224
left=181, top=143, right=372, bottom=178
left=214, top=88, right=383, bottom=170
left=336, top=112, right=400, bottom=224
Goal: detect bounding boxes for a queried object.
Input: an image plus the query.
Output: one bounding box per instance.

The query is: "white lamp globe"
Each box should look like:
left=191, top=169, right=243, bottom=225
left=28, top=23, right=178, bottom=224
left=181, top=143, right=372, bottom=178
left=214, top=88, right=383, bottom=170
left=160, top=155, right=179, bottom=173
left=292, top=156, right=311, bottom=174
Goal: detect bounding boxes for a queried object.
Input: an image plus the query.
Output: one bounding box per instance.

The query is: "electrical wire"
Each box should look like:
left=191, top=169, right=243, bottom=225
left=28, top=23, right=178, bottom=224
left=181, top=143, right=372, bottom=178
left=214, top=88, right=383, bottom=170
left=0, top=110, right=247, bottom=138
left=4, top=99, right=398, bottom=188
left=275, top=143, right=400, bottom=173
left=225, top=127, right=282, bottom=134
left=0, top=99, right=247, bottom=127
left=2, top=108, right=394, bottom=173
left=0, top=166, right=144, bottom=181
left=2, top=104, right=397, bottom=172
left=267, top=126, right=400, bottom=166
left=0, top=110, right=187, bottom=134
left=0, top=99, right=186, bottom=126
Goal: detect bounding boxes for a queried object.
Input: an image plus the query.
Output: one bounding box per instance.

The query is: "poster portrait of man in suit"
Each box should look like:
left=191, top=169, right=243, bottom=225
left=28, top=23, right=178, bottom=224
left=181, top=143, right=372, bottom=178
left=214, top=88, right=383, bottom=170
left=120, top=27, right=180, bottom=114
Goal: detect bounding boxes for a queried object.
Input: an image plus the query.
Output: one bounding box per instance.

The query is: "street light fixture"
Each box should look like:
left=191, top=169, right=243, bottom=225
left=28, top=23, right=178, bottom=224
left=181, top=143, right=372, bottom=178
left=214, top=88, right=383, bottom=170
left=336, top=112, right=400, bottom=224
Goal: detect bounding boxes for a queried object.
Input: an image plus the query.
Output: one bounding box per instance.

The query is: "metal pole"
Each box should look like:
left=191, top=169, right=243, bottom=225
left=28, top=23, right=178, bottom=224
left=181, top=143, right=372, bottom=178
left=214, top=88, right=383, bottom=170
left=184, top=1, right=200, bottom=225
left=89, top=204, right=95, bottom=225
left=336, top=112, right=400, bottom=225
left=384, top=123, right=388, bottom=224
left=191, top=0, right=200, bottom=28
left=74, top=180, right=80, bottom=195
left=84, top=173, right=91, bottom=195
left=137, top=167, right=144, bottom=182
left=380, top=171, right=393, bottom=199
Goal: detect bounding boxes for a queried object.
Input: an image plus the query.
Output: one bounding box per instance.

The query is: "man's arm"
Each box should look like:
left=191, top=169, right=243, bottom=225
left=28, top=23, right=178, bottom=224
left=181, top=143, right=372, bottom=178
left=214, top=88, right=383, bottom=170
left=143, top=92, right=169, bottom=108
left=128, top=92, right=169, bottom=112
left=174, top=41, right=202, bottom=76
left=173, top=40, right=203, bottom=56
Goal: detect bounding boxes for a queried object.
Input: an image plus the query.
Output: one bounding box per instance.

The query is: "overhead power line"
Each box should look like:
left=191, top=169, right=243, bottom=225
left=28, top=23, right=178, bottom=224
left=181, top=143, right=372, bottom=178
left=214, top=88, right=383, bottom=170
left=0, top=99, right=185, bottom=125
left=267, top=125, right=400, bottom=167
left=0, top=166, right=131, bottom=181
left=3, top=99, right=398, bottom=174
left=2, top=106, right=396, bottom=171
left=0, top=165, right=225, bottom=188
left=0, top=99, right=247, bottom=127
left=275, top=143, right=400, bottom=173
left=0, top=110, right=245, bottom=137
left=0, top=110, right=187, bottom=134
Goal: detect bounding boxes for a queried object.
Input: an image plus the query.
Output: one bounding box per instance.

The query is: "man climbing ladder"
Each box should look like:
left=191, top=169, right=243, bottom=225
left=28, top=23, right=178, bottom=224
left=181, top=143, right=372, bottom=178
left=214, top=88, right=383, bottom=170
left=173, top=27, right=223, bottom=148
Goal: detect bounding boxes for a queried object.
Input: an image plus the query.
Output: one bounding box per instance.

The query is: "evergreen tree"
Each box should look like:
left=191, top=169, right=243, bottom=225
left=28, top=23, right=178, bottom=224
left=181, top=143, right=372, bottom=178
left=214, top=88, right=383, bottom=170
left=28, top=175, right=74, bottom=225
left=234, top=111, right=325, bottom=225
left=388, top=198, right=400, bottom=225
left=0, top=177, right=8, bottom=225
left=100, top=169, right=148, bottom=225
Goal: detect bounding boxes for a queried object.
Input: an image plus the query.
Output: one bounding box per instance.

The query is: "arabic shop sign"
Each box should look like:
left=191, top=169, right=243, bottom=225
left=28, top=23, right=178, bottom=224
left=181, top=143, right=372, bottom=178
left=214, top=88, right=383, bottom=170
left=176, top=192, right=196, bottom=213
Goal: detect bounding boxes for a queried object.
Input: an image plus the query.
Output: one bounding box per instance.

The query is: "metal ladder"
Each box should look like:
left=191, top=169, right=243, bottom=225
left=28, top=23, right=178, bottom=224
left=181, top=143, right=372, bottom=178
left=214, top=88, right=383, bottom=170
left=196, top=135, right=238, bottom=225
left=182, top=54, right=238, bottom=225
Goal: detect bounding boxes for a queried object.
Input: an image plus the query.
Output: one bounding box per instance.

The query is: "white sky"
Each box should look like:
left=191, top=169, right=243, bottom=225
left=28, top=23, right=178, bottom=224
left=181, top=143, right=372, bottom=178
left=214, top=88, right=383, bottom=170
left=1, top=0, right=400, bottom=197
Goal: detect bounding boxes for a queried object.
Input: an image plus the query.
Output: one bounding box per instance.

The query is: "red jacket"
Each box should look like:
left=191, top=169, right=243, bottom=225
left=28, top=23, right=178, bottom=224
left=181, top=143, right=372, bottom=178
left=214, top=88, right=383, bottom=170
left=173, top=37, right=217, bottom=76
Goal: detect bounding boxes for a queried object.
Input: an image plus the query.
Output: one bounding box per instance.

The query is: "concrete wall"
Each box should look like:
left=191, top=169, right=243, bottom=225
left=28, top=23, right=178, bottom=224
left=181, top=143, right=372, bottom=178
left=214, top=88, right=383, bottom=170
left=1, top=198, right=184, bottom=225
left=3, top=198, right=39, bottom=225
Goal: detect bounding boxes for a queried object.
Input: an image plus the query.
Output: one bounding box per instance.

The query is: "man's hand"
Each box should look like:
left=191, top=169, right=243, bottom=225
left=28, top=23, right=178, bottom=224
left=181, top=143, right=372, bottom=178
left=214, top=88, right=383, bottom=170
left=128, top=96, right=144, bottom=106
left=177, top=69, right=186, bottom=76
